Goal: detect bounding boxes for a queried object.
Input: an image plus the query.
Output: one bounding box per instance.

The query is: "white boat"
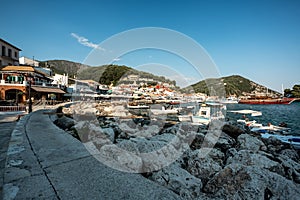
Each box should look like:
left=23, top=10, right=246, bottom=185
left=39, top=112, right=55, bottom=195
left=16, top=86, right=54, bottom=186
left=220, top=96, right=239, bottom=104
left=178, top=115, right=192, bottom=122
left=150, top=106, right=179, bottom=115
left=237, top=119, right=263, bottom=128
left=127, top=104, right=150, bottom=109
left=261, top=133, right=300, bottom=149
left=251, top=125, right=291, bottom=134
left=229, top=109, right=262, bottom=117
left=191, top=115, right=210, bottom=125
left=191, top=104, right=224, bottom=125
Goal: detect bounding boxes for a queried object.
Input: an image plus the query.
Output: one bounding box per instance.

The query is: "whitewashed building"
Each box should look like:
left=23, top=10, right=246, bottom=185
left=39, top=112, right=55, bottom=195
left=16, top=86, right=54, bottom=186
left=19, top=56, right=39, bottom=67
left=0, top=38, right=21, bottom=67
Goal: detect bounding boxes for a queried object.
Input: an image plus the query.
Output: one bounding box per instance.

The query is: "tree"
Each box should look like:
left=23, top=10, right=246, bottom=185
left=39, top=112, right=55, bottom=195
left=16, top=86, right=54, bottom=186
left=284, top=85, right=300, bottom=98
left=284, top=89, right=292, bottom=97
left=292, top=85, right=300, bottom=98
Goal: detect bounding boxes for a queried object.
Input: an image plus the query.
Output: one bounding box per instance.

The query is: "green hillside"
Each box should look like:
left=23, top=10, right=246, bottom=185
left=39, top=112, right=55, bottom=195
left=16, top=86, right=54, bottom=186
left=39, top=60, right=89, bottom=78
left=40, top=60, right=176, bottom=87
left=185, top=75, right=280, bottom=97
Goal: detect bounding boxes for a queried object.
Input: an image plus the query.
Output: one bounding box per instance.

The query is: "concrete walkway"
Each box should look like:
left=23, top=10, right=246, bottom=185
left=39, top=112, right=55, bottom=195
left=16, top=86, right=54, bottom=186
left=3, top=110, right=180, bottom=200
left=0, top=113, right=19, bottom=199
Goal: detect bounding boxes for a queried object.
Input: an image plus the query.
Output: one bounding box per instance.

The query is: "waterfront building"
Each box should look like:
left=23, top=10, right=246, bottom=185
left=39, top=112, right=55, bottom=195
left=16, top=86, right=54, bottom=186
left=0, top=38, right=21, bottom=67
left=19, top=56, right=39, bottom=67
left=0, top=65, right=65, bottom=104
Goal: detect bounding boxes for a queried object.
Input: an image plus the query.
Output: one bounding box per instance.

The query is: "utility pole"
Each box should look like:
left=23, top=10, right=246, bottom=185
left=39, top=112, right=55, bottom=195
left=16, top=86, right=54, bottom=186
left=28, top=80, right=32, bottom=113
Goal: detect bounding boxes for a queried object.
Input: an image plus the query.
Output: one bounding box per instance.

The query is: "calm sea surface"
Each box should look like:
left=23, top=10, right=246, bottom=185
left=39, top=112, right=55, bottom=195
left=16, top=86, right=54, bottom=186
left=226, top=101, right=300, bottom=135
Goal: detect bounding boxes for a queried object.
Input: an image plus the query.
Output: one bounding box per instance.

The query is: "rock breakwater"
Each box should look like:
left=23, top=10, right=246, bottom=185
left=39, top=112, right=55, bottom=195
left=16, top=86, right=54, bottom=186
left=53, top=104, right=300, bottom=199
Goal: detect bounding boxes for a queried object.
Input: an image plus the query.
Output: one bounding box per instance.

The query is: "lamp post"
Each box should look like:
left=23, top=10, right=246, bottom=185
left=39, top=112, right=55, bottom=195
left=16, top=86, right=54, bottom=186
left=28, top=77, right=32, bottom=113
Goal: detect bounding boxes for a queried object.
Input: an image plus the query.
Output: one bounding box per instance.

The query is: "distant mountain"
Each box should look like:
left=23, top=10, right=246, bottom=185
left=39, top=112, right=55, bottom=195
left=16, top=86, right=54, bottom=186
left=39, top=61, right=277, bottom=96
left=39, top=60, right=177, bottom=87
left=39, top=60, right=89, bottom=78
left=184, top=75, right=281, bottom=97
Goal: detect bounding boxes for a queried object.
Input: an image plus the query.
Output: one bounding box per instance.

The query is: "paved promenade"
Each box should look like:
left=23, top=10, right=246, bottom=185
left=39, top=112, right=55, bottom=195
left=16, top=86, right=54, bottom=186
left=2, top=110, right=180, bottom=200
left=0, top=113, right=19, bottom=199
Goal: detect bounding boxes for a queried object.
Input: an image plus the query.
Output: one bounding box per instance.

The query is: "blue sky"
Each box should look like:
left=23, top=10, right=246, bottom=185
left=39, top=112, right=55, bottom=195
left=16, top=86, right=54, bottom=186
left=1, top=0, right=300, bottom=92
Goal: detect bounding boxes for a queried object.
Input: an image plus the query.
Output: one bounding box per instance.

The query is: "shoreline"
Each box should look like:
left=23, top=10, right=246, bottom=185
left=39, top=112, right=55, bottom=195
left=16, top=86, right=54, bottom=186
left=53, top=104, right=300, bottom=199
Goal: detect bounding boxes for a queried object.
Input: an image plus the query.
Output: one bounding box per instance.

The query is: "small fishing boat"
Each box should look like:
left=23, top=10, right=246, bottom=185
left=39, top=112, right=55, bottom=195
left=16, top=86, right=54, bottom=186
left=191, top=104, right=224, bottom=125
left=220, top=96, right=239, bottom=104
left=127, top=103, right=150, bottom=109
left=251, top=124, right=291, bottom=134
left=150, top=106, right=179, bottom=115
left=238, top=97, right=296, bottom=105
left=229, top=109, right=262, bottom=117
left=261, top=133, right=300, bottom=149
left=178, top=115, right=192, bottom=122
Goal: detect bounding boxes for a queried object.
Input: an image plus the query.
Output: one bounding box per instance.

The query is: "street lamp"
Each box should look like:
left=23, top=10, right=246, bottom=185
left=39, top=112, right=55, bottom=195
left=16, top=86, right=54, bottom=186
left=27, top=76, right=33, bottom=113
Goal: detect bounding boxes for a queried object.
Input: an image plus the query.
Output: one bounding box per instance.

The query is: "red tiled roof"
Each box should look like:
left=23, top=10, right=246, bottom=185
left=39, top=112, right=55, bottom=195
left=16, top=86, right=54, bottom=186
left=31, top=86, right=65, bottom=94
left=1, top=66, right=35, bottom=72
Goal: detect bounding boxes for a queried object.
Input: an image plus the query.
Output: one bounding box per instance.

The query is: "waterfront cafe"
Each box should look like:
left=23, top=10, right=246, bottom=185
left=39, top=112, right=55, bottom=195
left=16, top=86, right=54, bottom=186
left=0, top=65, right=65, bottom=104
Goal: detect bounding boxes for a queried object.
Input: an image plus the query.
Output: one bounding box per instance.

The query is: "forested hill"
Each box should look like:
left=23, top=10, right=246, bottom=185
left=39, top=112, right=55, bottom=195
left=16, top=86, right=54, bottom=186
left=185, top=75, right=281, bottom=96
left=39, top=60, right=89, bottom=77
left=39, top=60, right=281, bottom=96
left=39, top=60, right=177, bottom=86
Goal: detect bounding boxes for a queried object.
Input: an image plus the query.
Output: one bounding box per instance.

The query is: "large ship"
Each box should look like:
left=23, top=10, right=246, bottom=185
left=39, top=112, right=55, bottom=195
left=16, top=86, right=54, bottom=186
left=238, top=97, right=297, bottom=105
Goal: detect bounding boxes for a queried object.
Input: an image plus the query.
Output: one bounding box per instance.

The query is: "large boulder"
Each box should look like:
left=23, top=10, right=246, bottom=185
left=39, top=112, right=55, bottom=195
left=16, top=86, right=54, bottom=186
left=190, top=133, right=205, bottom=150
left=278, top=155, right=300, bottom=184
left=96, top=144, right=143, bottom=173
left=150, top=163, right=202, bottom=199
left=237, top=134, right=267, bottom=152
left=222, top=124, right=244, bottom=139
left=203, top=163, right=300, bottom=199
left=215, top=132, right=236, bottom=152
left=186, top=149, right=224, bottom=184
left=117, top=120, right=160, bottom=138
left=117, top=137, right=188, bottom=172
left=262, top=136, right=294, bottom=155
left=226, top=150, right=285, bottom=176
left=54, top=115, right=75, bottom=130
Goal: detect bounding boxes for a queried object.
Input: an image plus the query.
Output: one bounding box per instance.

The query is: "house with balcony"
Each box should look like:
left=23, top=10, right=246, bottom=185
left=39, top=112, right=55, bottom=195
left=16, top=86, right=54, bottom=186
left=0, top=38, right=21, bottom=67
left=0, top=65, right=65, bottom=104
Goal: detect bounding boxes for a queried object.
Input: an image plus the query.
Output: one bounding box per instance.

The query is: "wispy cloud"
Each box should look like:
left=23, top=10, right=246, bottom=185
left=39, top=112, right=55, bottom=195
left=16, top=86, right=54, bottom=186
left=112, top=58, right=121, bottom=62
left=71, top=33, right=105, bottom=51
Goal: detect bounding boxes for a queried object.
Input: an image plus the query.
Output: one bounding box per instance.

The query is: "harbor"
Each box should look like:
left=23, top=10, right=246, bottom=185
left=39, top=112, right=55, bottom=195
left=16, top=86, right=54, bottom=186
left=1, top=0, right=300, bottom=199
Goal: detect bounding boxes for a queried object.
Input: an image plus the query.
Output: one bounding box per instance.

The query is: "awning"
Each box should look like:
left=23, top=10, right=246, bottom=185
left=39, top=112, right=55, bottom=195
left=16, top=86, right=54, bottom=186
left=31, top=86, right=65, bottom=94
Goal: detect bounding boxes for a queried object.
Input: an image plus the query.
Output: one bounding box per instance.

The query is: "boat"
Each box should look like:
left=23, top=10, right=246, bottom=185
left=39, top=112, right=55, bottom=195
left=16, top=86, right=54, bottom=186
left=261, top=133, right=300, bottom=149
left=230, top=109, right=263, bottom=128
left=191, top=104, right=225, bottom=125
left=238, top=97, right=296, bottom=105
left=220, top=96, right=239, bottom=104
left=127, top=102, right=150, bottom=109
left=178, top=115, right=192, bottom=122
left=229, top=109, right=262, bottom=117
left=150, top=104, right=179, bottom=115
left=250, top=124, right=291, bottom=134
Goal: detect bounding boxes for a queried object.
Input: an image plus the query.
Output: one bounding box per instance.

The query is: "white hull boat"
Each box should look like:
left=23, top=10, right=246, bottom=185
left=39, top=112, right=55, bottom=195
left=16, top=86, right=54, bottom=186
left=261, top=133, right=300, bottom=149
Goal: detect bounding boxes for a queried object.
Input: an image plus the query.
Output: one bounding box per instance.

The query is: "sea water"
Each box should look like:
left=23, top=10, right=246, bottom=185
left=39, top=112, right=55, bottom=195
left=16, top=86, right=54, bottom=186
left=226, top=102, right=300, bottom=135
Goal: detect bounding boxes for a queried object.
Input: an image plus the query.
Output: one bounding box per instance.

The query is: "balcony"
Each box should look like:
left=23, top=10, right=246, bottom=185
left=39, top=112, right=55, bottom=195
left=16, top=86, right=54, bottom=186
left=0, top=79, right=61, bottom=88
left=0, top=79, right=26, bottom=86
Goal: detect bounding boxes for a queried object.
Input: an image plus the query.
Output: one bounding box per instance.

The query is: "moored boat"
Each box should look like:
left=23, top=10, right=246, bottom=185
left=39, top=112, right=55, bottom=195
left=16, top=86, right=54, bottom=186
left=127, top=102, right=150, bottom=109
left=261, top=133, right=300, bottom=149
left=191, top=103, right=225, bottom=125
left=238, top=97, right=296, bottom=105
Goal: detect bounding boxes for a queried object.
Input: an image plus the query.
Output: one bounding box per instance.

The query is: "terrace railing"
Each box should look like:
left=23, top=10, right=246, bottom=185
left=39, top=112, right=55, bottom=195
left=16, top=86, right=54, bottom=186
left=0, top=106, right=26, bottom=112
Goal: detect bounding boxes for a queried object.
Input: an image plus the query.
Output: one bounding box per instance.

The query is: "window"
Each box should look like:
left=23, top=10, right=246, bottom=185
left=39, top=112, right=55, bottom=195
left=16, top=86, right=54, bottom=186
left=14, top=51, right=17, bottom=58
left=8, top=49, right=12, bottom=58
left=2, top=46, right=6, bottom=56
